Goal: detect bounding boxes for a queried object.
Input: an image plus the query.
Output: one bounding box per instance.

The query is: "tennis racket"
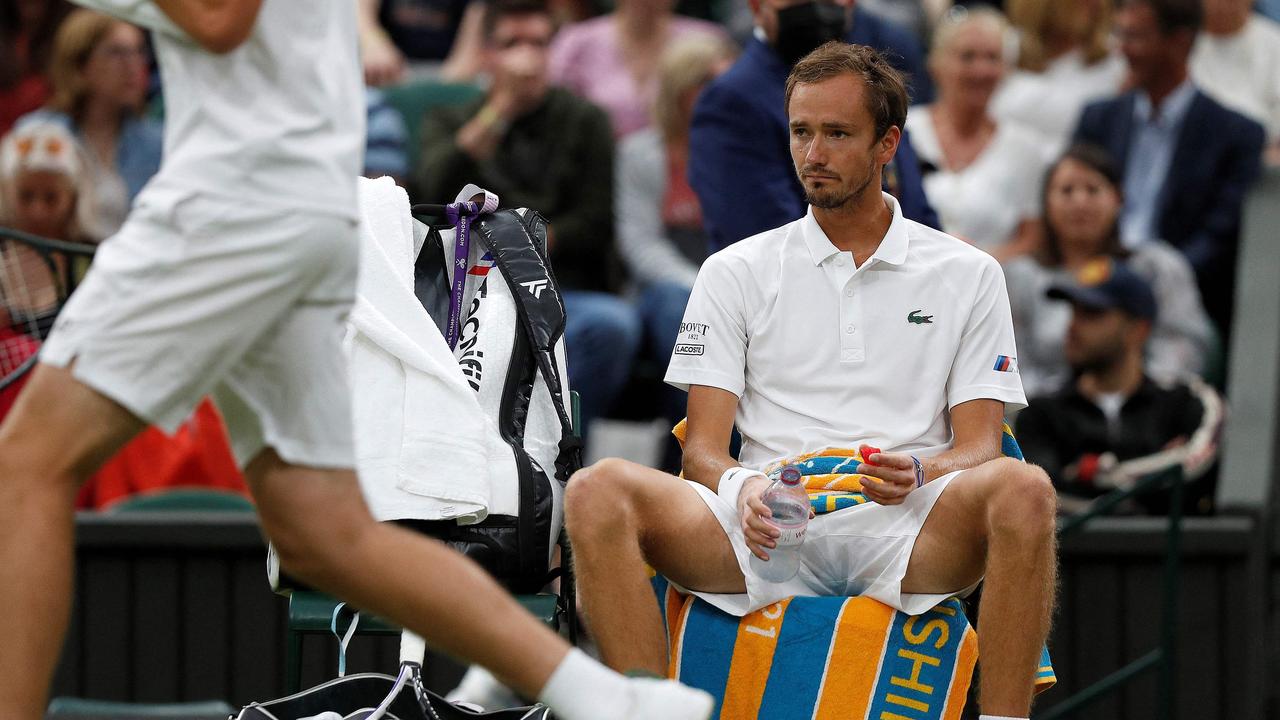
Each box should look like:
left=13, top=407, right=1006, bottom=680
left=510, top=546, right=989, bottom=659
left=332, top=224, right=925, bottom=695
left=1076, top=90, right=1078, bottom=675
left=0, top=227, right=96, bottom=392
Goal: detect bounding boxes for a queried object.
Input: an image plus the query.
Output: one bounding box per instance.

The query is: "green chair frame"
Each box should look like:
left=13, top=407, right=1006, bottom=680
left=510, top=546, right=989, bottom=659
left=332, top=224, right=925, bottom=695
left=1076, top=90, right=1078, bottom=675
left=282, top=392, right=583, bottom=694
left=1037, top=467, right=1185, bottom=719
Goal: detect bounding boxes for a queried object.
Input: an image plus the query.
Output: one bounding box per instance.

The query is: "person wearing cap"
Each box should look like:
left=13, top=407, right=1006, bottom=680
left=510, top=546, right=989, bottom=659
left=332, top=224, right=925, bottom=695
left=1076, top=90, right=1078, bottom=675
left=1015, top=258, right=1223, bottom=515
left=0, top=121, right=98, bottom=245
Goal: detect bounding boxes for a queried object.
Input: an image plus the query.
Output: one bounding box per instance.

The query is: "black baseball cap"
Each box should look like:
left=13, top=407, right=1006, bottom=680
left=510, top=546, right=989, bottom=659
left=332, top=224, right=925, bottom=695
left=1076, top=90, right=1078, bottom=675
left=1046, top=259, right=1157, bottom=321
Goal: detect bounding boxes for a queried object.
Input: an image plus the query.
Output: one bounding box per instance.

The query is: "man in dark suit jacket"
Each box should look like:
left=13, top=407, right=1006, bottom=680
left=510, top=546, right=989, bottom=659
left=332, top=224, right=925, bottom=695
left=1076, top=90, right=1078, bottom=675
left=1073, top=0, right=1264, bottom=339
left=690, top=0, right=940, bottom=254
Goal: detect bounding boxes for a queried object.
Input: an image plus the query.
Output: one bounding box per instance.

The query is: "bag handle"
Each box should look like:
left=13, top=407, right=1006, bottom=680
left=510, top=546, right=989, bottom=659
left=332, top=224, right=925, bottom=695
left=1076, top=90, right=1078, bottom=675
left=472, top=210, right=582, bottom=482
left=329, top=603, right=361, bottom=678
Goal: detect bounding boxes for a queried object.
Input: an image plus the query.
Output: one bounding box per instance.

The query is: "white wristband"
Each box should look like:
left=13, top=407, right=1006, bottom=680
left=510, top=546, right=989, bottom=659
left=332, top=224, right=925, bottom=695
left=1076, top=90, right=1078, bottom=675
left=717, top=467, right=766, bottom=506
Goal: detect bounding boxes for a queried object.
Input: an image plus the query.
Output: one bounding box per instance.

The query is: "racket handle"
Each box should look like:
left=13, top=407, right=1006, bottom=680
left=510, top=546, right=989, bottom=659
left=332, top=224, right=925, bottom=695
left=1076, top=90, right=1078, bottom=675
left=400, top=630, right=427, bottom=664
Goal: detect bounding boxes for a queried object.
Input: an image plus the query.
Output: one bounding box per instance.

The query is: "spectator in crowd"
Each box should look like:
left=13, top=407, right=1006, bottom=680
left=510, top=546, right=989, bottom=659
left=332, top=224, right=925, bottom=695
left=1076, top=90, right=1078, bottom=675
left=356, top=0, right=486, bottom=85
left=1073, top=0, right=1264, bottom=340
left=905, top=7, right=1046, bottom=261
left=990, top=0, right=1126, bottom=154
left=616, top=35, right=736, bottom=469
left=690, top=0, right=940, bottom=254
left=1005, top=144, right=1213, bottom=397
left=0, top=123, right=95, bottom=340
left=0, top=122, right=96, bottom=245
left=1190, top=0, right=1280, bottom=163
left=16, top=9, right=161, bottom=240
left=0, top=0, right=72, bottom=136
left=1015, top=261, right=1223, bottom=516
left=417, top=0, right=634, bottom=443
left=364, top=87, right=411, bottom=185
left=549, top=0, right=728, bottom=138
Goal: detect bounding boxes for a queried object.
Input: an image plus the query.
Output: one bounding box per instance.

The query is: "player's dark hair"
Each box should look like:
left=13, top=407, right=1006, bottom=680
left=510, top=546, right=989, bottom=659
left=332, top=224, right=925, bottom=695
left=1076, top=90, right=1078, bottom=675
left=784, top=41, right=908, bottom=141
left=482, top=0, right=551, bottom=41
left=1036, top=143, right=1131, bottom=268
left=1120, top=0, right=1202, bottom=35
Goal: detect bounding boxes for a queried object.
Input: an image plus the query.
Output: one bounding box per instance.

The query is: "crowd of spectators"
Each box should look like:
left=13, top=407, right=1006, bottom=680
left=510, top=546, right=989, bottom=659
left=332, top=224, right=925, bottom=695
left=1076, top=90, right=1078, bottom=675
left=2, top=0, right=1275, bottom=511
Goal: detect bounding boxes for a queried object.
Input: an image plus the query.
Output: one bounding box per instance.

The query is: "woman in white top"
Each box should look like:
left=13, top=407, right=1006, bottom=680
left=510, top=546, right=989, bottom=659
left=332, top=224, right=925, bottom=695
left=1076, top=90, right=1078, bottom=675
left=906, top=7, right=1046, bottom=261
left=1004, top=144, right=1215, bottom=397
left=990, top=0, right=1126, bottom=154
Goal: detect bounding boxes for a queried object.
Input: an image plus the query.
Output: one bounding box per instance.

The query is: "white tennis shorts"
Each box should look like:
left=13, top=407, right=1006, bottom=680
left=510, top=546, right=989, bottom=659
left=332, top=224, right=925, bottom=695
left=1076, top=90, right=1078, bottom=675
left=41, top=185, right=358, bottom=469
left=685, top=468, right=969, bottom=617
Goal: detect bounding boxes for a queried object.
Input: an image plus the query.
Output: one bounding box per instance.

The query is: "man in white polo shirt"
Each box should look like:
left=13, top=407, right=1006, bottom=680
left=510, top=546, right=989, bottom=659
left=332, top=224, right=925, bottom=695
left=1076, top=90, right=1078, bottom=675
left=565, top=42, right=1057, bottom=720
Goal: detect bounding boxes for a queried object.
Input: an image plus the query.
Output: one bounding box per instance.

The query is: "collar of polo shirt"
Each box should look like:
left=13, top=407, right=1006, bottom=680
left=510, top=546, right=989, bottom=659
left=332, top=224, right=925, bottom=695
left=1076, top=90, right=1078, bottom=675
left=800, top=192, right=911, bottom=268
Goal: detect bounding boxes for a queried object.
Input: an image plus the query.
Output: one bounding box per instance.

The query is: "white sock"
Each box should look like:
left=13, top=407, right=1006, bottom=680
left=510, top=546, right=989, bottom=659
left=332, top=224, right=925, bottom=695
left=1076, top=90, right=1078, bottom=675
left=537, top=647, right=632, bottom=720
left=979, top=715, right=1029, bottom=720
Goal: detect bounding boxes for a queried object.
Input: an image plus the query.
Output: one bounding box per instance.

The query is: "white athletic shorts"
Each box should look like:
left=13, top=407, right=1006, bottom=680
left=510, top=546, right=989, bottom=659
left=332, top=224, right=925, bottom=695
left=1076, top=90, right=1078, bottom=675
left=684, top=468, right=969, bottom=617
left=41, top=185, right=358, bottom=469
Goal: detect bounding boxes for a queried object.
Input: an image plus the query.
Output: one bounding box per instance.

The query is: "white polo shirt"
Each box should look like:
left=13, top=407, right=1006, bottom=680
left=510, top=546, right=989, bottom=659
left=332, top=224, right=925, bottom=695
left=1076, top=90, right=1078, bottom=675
left=665, top=193, right=1026, bottom=470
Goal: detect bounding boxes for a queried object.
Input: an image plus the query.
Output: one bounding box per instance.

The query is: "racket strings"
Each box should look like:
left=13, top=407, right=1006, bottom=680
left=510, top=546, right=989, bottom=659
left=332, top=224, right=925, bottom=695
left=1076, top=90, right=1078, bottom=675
left=0, top=238, right=72, bottom=378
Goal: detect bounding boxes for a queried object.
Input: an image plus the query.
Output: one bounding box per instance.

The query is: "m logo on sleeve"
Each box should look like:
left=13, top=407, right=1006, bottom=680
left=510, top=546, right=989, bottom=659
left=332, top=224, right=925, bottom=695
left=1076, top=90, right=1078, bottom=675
left=993, top=355, right=1018, bottom=373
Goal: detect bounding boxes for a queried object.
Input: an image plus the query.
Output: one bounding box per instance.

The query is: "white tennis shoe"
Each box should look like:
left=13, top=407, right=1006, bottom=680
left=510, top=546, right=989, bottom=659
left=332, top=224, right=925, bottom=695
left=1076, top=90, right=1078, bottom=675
left=621, top=677, right=714, bottom=720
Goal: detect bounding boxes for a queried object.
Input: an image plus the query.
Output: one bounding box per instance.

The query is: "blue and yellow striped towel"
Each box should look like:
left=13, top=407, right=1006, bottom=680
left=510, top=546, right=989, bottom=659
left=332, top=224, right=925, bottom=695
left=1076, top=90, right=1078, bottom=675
left=654, top=576, right=1055, bottom=720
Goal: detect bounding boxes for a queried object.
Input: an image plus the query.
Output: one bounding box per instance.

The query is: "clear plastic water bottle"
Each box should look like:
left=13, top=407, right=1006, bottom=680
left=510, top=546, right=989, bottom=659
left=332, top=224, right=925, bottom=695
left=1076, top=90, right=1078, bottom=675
left=748, top=465, right=810, bottom=583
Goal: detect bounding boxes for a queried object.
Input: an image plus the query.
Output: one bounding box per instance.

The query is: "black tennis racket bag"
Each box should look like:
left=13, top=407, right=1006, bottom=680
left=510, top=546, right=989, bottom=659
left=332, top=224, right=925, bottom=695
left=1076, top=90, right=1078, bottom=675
left=234, top=662, right=551, bottom=720
left=270, top=202, right=579, bottom=597
left=406, top=204, right=581, bottom=594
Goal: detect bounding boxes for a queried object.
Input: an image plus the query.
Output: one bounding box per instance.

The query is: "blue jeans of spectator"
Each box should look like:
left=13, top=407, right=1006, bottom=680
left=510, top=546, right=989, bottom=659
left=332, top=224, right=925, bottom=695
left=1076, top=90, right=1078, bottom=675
left=638, top=281, right=693, bottom=471
left=637, top=281, right=693, bottom=425
left=563, top=290, right=641, bottom=443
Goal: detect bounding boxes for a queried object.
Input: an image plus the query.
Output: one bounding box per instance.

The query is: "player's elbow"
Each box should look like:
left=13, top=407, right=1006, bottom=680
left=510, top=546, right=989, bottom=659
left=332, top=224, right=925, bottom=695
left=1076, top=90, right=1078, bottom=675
left=190, top=21, right=253, bottom=54
left=177, top=0, right=262, bottom=54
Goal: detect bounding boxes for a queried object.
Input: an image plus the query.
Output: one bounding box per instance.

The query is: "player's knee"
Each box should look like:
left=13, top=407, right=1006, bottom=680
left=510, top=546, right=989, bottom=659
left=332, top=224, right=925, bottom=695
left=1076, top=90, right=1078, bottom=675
left=0, top=437, right=84, bottom=496
left=990, top=461, right=1056, bottom=537
left=565, top=457, right=637, bottom=538
left=265, top=505, right=377, bottom=584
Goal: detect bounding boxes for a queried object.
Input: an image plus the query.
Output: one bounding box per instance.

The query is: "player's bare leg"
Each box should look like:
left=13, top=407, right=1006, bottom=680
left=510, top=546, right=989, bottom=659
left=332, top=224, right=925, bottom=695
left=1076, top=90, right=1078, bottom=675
left=902, top=457, right=1058, bottom=717
left=246, top=450, right=714, bottom=720
left=0, top=364, right=147, bottom=719
left=565, top=458, right=747, bottom=674
left=246, top=450, right=568, bottom=695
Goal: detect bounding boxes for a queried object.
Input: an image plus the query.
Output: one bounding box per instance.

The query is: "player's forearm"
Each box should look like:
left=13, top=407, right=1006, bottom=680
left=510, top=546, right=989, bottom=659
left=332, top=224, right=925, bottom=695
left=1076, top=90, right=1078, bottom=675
left=917, top=437, right=1002, bottom=483
left=155, top=0, right=262, bottom=53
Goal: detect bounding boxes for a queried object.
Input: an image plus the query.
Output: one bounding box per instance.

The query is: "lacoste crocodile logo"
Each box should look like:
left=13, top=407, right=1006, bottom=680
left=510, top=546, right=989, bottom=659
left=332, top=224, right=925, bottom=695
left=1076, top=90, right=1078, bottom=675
left=908, top=310, right=933, bottom=324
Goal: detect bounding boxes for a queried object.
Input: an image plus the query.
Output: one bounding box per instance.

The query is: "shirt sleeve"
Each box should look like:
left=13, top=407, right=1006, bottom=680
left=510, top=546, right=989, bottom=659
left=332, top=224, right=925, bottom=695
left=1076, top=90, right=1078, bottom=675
left=72, top=0, right=188, bottom=38
left=663, top=253, right=751, bottom=396
left=946, top=256, right=1028, bottom=411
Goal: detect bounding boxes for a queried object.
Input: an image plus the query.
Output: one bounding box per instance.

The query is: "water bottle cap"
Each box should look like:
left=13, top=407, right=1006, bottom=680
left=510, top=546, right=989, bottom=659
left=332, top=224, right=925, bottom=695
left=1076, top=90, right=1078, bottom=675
left=780, top=466, right=802, bottom=486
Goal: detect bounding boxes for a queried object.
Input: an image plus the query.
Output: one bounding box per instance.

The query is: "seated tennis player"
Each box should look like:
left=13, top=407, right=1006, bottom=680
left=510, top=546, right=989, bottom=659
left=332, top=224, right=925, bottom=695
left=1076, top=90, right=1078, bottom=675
left=566, top=42, right=1057, bottom=720
left=0, top=2, right=711, bottom=719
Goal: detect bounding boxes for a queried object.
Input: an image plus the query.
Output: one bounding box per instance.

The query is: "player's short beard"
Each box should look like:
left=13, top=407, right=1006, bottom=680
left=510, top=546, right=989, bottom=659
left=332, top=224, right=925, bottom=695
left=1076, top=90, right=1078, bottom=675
left=802, top=157, right=879, bottom=211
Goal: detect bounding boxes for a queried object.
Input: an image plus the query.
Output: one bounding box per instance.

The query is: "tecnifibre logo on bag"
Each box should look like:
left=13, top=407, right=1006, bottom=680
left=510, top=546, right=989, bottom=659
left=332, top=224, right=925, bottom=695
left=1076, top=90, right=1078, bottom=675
left=457, top=285, right=487, bottom=391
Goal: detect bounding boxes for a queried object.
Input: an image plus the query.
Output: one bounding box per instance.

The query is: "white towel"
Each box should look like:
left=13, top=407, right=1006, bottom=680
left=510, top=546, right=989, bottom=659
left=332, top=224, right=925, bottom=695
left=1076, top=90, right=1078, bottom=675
left=349, top=176, right=490, bottom=523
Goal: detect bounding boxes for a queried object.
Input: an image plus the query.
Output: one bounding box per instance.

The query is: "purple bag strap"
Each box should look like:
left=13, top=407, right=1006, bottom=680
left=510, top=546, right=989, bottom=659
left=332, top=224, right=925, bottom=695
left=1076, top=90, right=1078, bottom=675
left=443, top=185, right=499, bottom=349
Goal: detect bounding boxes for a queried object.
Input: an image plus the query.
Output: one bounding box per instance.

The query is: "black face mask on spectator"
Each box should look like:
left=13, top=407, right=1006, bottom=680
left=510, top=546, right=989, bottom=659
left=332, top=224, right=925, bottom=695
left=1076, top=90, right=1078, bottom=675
left=775, top=1, right=848, bottom=66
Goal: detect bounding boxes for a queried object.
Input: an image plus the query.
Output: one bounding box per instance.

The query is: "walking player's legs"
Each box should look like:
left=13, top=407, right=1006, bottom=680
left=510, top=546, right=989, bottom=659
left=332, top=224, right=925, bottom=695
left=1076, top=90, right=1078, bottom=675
left=246, top=451, right=571, bottom=695
left=0, top=365, right=146, bottom=718
left=900, top=457, right=1058, bottom=716
left=0, top=200, right=713, bottom=720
